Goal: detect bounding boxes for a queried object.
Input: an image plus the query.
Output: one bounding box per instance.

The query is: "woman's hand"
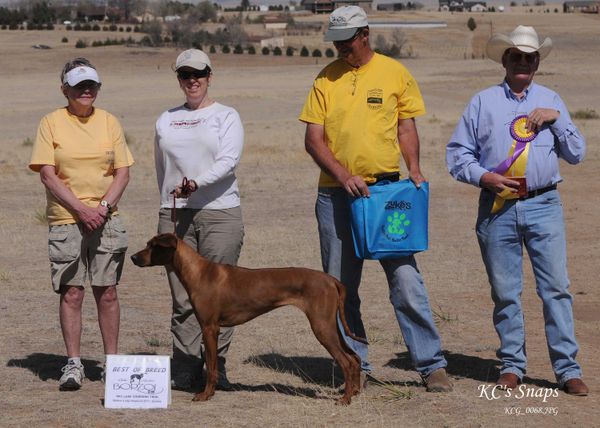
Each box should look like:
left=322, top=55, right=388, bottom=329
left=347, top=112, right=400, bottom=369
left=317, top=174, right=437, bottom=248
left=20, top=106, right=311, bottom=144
left=172, top=178, right=198, bottom=198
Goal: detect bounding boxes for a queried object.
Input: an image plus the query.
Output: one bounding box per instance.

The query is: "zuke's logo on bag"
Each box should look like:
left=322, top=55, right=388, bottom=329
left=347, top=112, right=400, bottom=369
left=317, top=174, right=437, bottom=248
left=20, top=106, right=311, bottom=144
left=382, top=200, right=412, bottom=241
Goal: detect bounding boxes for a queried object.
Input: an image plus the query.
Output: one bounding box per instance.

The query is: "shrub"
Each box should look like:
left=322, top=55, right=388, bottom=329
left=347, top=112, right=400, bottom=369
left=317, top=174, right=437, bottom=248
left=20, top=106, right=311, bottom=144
left=74, top=23, right=82, bottom=31
left=75, top=39, right=87, bottom=48
left=300, top=46, right=309, bottom=57
left=233, top=44, right=243, bottom=54
left=119, top=27, right=123, bottom=32
left=92, top=40, right=103, bottom=47
left=82, top=23, right=91, bottom=31
left=325, top=48, right=335, bottom=58
left=261, top=46, right=269, bottom=55
left=139, top=35, right=152, bottom=46
left=92, top=24, right=100, bottom=31
left=103, top=25, right=109, bottom=31
left=126, top=26, right=131, bottom=32
left=286, top=46, right=294, bottom=56
left=109, top=24, right=117, bottom=31
left=312, top=48, right=322, bottom=57
left=66, top=24, right=72, bottom=31
left=467, top=17, right=476, bottom=32
left=209, top=45, right=216, bottom=53
left=571, top=109, right=599, bottom=120
left=46, top=23, right=54, bottom=30
left=222, top=44, right=230, bottom=53
left=247, top=45, right=256, bottom=54
left=273, top=46, right=282, bottom=56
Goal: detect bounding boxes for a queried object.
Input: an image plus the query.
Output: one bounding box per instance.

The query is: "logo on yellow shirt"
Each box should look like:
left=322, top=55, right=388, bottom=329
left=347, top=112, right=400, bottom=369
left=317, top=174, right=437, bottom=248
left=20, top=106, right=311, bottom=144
left=367, top=88, right=383, bottom=110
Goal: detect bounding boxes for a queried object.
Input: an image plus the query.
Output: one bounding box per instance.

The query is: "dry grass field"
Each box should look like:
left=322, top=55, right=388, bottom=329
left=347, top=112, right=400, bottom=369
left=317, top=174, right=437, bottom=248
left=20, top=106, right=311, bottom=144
left=1, top=10, right=599, bottom=427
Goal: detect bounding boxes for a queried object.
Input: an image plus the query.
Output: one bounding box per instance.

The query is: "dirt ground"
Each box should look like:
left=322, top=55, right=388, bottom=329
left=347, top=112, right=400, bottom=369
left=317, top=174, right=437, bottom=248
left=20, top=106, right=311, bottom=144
left=1, top=10, right=598, bottom=427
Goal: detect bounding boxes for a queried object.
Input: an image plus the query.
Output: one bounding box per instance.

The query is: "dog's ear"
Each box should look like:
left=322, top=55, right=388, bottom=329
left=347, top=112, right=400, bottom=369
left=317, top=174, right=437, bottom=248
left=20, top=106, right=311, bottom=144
left=153, top=233, right=178, bottom=249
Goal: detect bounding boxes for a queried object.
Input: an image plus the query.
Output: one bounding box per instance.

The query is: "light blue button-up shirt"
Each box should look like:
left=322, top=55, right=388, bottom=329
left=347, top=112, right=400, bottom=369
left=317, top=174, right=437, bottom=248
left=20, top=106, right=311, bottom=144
left=446, top=80, right=585, bottom=190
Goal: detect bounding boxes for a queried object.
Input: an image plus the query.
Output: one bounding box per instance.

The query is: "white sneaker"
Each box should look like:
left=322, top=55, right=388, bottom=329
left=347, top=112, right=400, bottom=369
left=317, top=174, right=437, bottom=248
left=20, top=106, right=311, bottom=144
left=59, top=362, right=85, bottom=391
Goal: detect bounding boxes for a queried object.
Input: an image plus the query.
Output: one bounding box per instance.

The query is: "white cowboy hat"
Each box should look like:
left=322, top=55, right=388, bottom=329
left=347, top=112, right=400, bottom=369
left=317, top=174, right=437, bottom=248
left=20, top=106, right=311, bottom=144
left=486, top=25, right=552, bottom=63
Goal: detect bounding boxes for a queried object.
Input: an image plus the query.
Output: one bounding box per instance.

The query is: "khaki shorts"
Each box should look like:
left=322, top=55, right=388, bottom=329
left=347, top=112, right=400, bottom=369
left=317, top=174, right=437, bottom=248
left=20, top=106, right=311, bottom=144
left=48, top=216, right=128, bottom=293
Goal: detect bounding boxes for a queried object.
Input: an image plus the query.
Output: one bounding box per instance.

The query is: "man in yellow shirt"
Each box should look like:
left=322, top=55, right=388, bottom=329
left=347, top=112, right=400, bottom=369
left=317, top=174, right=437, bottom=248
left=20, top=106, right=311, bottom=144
left=299, top=6, right=451, bottom=392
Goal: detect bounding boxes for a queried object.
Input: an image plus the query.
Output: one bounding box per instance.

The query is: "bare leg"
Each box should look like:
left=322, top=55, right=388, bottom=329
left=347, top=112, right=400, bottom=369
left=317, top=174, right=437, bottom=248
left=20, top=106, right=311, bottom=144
left=60, top=286, right=85, bottom=358
left=92, top=285, right=120, bottom=354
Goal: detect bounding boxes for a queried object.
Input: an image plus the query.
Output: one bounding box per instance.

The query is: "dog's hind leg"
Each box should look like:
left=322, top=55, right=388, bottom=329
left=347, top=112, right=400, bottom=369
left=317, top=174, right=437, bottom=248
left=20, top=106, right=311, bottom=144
left=192, top=325, right=219, bottom=402
left=305, top=307, right=360, bottom=405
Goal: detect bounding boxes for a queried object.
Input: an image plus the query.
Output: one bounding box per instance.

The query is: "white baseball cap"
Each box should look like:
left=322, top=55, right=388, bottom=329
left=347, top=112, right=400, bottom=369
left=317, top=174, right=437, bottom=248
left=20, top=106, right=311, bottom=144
left=324, top=6, right=369, bottom=42
left=175, top=49, right=212, bottom=71
left=63, top=66, right=101, bottom=86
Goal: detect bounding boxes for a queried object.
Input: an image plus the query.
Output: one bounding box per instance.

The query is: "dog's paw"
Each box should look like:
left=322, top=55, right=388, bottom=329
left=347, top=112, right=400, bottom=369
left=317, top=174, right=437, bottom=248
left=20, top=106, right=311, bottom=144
left=192, top=392, right=213, bottom=402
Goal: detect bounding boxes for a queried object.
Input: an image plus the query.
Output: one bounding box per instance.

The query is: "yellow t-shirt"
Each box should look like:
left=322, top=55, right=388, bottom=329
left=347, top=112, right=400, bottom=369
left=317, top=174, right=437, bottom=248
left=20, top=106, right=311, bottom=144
left=299, top=53, right=426, bottom=187
left=29, top=107, right=135, bottom=225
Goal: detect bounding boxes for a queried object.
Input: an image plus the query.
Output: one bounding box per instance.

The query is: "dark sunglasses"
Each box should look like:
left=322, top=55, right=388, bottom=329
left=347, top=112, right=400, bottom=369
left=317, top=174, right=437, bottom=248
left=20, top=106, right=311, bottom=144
left=73, top=81, right=101, bottom=91
left=507, top=51, right=538, bottom=64
left=334, top=28, right=363, bottom=45
left=177, top=69, right=210, bottom=80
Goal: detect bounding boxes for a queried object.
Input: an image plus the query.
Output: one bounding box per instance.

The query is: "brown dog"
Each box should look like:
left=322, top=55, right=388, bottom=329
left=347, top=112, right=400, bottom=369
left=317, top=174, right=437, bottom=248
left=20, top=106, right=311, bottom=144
left=130, top=233, right=367, bottom=405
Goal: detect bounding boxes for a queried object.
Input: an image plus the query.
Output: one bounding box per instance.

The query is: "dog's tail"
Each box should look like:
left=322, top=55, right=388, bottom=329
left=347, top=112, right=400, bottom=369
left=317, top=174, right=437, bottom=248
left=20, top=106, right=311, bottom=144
left=334, top=279, right=369, bottom=345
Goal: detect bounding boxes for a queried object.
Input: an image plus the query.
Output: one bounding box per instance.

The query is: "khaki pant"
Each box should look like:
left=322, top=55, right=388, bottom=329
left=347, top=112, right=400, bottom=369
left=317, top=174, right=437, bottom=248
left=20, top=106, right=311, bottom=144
left=158, top=207, right=243, bottom=374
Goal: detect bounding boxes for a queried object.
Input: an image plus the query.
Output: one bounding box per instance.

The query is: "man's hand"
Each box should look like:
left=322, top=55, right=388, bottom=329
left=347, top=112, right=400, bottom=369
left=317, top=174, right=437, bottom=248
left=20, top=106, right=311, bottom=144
left=408, top=170, right=427, bottom=188
left=480, top=172, right=521, bottom=194
left=526, top=108, right=559, bottom=132
left=343, top=175, right=370, bottom=197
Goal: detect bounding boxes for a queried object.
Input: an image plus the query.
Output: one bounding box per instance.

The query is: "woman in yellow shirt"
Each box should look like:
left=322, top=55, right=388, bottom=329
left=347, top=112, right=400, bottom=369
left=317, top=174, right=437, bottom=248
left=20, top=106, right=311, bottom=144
left=29, top=57, right=134, bottom=391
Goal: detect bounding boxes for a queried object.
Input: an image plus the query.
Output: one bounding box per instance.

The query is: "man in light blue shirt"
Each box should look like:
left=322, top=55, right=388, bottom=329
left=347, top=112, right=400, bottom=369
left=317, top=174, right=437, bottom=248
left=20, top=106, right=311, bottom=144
left=446, top=26, right=588, bottom=396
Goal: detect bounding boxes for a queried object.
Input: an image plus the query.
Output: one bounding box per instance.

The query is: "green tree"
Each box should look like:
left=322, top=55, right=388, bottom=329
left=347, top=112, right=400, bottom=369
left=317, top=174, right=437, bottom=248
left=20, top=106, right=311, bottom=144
left=31, top=1, right=54, bottom=25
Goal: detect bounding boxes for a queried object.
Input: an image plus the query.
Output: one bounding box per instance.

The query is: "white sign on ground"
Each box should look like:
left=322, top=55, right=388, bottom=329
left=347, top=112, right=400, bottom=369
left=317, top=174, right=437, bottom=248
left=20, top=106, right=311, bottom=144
left=104, top=354, right=171, bottom=409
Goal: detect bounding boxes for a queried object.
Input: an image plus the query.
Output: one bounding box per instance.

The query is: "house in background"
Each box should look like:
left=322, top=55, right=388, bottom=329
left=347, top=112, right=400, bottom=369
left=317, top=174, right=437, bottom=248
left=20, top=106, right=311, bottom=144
left=563, top=0, right=599, bottom=12
left=301, top=0, right=374, bottom=13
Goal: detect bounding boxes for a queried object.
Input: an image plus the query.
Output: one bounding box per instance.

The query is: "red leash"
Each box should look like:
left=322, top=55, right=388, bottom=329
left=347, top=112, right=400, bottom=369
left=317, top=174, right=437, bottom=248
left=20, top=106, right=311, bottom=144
left=170, top=177, right=193, bottom=234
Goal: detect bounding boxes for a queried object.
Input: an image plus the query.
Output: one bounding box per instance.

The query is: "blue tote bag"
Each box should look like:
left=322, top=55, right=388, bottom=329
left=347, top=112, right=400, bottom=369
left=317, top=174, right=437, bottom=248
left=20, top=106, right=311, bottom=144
left=349, top=179, right=429, bottom=259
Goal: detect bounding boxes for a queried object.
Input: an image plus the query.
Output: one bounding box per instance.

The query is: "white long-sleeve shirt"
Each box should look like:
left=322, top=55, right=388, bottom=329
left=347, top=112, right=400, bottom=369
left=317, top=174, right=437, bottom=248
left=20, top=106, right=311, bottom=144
left=155, top=102, right=244, bottom=209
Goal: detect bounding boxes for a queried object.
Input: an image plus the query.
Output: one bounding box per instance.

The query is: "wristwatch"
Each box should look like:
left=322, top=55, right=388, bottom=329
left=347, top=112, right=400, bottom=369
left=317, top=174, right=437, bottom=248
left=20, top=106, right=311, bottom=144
left=100, top=200, right=112, bottom=212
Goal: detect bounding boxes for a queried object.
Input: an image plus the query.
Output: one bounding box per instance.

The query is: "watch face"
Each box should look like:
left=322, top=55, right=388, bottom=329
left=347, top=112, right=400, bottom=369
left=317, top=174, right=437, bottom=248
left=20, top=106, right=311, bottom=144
left=101, top=200, right=108, bottom=207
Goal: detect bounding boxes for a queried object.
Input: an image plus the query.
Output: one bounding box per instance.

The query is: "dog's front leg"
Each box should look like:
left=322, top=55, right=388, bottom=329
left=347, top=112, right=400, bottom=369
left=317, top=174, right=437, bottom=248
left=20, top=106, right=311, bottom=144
left=192, top=324, right=219, bottom=402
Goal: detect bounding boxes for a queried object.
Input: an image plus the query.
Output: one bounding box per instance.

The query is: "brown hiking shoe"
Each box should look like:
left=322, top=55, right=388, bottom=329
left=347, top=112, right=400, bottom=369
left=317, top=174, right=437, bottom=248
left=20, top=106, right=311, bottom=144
left=424, top=368, right=453, bottom=392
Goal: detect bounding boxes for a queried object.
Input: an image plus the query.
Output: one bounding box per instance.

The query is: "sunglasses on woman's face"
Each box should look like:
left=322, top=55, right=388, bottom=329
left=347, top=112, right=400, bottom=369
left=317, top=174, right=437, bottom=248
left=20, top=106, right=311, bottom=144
left=73, top=81, right=101, bottom=91
left=177, top=69, right=210, bottom=80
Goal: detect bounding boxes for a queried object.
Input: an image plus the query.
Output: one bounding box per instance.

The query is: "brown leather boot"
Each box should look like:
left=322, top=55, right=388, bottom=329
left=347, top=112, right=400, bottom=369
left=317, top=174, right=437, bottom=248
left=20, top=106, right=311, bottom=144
left=563, top=378, right=589, bottom=396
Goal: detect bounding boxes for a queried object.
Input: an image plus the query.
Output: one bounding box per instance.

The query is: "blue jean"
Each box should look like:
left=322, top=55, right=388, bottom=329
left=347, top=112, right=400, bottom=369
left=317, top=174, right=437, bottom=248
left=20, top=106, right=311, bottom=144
left=316, top=187, right=447, bottom=377
left=476, top=189, right=582, bottom=385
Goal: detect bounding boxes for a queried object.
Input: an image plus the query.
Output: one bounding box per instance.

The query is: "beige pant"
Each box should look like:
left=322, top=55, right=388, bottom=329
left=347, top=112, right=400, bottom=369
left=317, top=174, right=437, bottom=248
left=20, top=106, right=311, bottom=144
left=158, top=207, right=244, bottom=374
left=48, top=216, right=128, bottom=292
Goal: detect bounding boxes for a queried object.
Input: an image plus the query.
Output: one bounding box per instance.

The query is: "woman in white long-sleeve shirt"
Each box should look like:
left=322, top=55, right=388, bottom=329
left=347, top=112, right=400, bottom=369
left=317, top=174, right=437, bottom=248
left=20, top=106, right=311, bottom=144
left=154, top=49, right=244, bottom=390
